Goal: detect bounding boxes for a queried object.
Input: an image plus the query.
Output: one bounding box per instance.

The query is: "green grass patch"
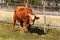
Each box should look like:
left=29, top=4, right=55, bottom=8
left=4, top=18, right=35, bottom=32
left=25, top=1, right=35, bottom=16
left=0, top=21, right=60, bottom=40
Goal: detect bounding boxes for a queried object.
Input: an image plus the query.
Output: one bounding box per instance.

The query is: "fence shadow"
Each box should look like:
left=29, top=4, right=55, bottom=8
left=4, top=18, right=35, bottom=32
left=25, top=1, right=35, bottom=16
left=29, top=27, right=46, bottom=35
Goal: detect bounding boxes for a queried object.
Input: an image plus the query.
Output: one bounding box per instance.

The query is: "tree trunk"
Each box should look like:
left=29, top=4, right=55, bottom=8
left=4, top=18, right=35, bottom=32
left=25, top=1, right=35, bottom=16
left=45, top=0, right=49, bottom=7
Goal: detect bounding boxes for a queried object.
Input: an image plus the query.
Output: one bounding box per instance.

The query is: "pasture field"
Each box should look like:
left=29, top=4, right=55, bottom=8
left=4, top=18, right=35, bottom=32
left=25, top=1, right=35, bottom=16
left=0, top=21, right=60, bottom=40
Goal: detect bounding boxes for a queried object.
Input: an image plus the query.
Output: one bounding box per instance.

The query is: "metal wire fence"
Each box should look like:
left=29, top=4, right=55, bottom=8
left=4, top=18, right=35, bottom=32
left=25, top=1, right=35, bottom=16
left=0, top=3, right=60, bottom=29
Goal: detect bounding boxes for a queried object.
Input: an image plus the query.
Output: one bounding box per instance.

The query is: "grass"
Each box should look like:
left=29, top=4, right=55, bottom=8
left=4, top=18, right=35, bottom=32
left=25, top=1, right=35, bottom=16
left=0, top=21, right=60, bottom=40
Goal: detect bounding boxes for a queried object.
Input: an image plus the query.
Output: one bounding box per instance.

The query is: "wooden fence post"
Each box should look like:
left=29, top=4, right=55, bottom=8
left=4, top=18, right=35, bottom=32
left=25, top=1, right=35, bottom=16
left=24, top=0, right=29, bottom=7
left=42, top=0, right=47, bottom=33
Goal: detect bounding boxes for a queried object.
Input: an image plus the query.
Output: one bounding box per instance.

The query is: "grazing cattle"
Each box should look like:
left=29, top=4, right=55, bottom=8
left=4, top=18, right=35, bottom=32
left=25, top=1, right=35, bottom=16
left=12, top=6, right=39, bottom=32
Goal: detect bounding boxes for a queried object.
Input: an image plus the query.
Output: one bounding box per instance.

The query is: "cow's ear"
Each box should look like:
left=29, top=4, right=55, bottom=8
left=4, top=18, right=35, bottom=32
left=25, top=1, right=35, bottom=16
left=35, top=16, right=40, bottom=20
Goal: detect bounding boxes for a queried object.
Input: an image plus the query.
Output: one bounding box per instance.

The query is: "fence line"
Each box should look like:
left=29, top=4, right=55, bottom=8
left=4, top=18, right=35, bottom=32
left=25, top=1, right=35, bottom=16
left=0, top=10, right=60, bottom=28
left=0, top=7, right=59, bottom=16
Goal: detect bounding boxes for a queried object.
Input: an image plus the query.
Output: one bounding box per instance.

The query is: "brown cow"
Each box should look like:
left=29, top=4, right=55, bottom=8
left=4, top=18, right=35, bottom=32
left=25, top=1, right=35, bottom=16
left=12, top=6, right=39, bottom=32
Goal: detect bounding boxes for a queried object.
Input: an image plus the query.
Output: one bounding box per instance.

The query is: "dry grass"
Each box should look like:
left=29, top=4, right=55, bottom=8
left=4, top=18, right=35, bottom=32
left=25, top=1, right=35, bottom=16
left=35, top=15, right=60, bottom=26
left=0, top=10, right=60, bottom=26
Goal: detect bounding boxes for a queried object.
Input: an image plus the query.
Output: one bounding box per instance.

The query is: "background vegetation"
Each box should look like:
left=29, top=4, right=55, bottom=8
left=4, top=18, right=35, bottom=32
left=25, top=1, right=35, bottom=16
left=6, top=0, right=60, bottom=6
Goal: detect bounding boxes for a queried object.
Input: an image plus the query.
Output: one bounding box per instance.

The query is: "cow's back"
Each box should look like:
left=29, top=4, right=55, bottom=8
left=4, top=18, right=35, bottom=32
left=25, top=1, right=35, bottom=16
left=14, top=6, right=33, bottom=21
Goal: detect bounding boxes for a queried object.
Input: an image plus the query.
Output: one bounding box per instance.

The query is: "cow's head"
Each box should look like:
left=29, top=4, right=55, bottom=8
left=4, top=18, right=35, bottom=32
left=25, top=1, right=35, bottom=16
left=26, top=14, right=40, bottom=25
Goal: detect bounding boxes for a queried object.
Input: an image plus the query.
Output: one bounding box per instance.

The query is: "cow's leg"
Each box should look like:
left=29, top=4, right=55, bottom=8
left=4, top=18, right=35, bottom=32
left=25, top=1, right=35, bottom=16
left=25, top=24, right=29, bottom=32
left=20, top=22, right=24, bottom=32
left=28, top=24, right=31, bottom=30
left=12, top=19, right=16, bottom=31
left=24, top=22, right=29, bottom=32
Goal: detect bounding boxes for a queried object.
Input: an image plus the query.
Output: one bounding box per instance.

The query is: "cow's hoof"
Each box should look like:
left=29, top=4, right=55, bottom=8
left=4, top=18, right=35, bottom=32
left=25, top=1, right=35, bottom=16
left=11, top=29, right=14, bottom=31
left=20, top=27, right=24, bottom=32
left=20, top=30, right=24, bottom=33
left=24, top=30, right=28, bottom=33
left=20, top=29, right=24, bottom=32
